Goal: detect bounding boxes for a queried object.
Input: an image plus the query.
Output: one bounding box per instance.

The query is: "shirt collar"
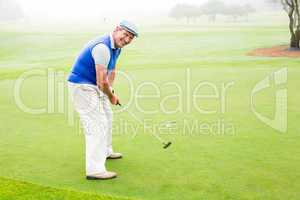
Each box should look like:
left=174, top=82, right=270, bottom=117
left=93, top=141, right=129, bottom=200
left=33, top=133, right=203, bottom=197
left=110, top=33, right=116, bottom=49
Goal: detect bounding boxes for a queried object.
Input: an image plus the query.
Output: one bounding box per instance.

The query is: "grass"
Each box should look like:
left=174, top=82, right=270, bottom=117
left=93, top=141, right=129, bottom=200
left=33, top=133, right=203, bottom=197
left=0, top=177, right=133, bottom=200
left=0, top=21, right=300, bottom=200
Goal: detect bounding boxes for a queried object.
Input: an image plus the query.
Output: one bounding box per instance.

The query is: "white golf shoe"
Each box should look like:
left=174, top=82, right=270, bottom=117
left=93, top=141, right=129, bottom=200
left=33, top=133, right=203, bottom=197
left=107, top=152, right=123, bottom=159
left=86, top=171, right=117, bottom=180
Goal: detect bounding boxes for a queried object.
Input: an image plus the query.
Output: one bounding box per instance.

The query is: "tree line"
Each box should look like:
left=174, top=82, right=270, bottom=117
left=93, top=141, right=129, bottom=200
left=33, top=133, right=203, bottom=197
left=169, top=0, right=256, bottom=23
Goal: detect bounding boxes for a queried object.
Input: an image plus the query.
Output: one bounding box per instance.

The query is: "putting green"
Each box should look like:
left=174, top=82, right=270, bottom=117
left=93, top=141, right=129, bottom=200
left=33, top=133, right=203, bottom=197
left=0, top=23, right=300, bottom=200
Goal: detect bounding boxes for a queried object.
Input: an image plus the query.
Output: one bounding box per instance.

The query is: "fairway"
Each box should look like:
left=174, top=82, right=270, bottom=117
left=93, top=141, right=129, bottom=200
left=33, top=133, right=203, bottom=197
left=1, top=22, right=300, bottom=200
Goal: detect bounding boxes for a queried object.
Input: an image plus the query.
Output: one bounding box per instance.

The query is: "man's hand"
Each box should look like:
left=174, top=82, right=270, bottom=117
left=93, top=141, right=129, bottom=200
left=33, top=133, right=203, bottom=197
left=109, top=94, right=119, bottom=105
left=95, top=64, right=121, bottom=106
left=111, top=88, right=122, bottom=106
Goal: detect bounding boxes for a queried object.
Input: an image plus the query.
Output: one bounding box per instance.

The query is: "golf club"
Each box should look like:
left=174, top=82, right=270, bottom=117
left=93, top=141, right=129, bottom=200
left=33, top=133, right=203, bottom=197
left=113, top=93, right=172, bottom=149
left=131, top=113, right=172, bottom=149
left=145, top=127, right=172, bottom=149
left=112, top=89, right=122, bottom=107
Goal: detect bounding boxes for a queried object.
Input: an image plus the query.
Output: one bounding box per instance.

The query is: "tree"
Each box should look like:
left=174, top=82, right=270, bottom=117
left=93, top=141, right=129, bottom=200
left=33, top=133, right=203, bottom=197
left=200, top=0, right=225, bottom=21
left=169, top=1, right=256, bottom=23
left=222, top=4, right=256, bottom=21
left=0, top=0, right=24, bottom=21
left=200, top=0, right=225, bottom=22
left=281, top=0, right=300, bottom=48
left=169, top=4, right=201, bottom=23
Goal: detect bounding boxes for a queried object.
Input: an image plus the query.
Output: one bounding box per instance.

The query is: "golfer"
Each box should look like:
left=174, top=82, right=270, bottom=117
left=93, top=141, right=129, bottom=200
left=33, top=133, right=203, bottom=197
left=68, top=20, right=138, bottom=180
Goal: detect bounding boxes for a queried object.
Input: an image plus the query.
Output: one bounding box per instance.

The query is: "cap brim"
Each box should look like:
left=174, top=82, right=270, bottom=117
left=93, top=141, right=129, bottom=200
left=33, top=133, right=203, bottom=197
left=120, top=25, right=138, bottom=37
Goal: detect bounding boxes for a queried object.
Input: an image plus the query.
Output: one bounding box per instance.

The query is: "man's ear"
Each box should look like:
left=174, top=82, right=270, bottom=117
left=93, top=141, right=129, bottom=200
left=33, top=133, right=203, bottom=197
left=115, top=26, right=122, bottom=31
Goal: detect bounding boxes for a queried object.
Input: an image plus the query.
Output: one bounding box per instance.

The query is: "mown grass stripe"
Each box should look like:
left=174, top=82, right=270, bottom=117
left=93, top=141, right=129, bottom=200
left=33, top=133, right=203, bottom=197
left=0, top=177, right=134, bottom=200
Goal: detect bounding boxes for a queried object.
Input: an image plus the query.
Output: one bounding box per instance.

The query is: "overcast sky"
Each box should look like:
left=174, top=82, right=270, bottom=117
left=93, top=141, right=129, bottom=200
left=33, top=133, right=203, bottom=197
left=17, top=0, right=178, bottom=21
left=16, top=0, right=268, bottom=22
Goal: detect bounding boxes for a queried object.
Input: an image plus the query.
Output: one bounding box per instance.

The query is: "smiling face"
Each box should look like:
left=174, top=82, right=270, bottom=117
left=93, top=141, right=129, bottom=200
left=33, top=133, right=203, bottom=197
left=112, top=26, right=135, bottom=48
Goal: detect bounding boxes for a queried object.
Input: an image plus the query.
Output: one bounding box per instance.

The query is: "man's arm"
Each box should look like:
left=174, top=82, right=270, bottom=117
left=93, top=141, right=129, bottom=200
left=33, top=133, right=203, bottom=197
left=92, top=44, right=119, bottom=104
left=95, top=64, right=114, bottom=99
left=108, top=70, right=116, bottom=86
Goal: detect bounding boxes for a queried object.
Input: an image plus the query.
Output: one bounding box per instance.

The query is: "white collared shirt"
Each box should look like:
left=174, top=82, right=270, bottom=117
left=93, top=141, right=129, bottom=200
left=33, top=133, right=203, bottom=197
left=110, top=33, right=115, bottom=49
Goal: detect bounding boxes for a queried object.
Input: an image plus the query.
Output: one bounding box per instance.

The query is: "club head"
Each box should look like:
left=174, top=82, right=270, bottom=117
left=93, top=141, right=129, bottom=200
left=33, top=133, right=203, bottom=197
left=116, top=102, right=122, bottom=106
left=163, top=142, right=172, bottom=149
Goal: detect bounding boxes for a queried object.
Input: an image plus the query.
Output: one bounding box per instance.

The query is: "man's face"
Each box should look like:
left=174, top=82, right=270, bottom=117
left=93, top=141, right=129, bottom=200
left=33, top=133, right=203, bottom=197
left=113, top=28, right=135, bottom=48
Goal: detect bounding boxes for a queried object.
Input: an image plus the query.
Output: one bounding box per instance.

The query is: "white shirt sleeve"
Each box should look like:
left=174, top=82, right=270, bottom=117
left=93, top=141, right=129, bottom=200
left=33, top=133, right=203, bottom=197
left=91, top=44, right=111, bottom=67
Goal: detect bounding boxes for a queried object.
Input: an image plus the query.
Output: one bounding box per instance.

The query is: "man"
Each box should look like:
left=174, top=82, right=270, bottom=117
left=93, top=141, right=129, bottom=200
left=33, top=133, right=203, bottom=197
left=68, top=20, right=138, bottom=180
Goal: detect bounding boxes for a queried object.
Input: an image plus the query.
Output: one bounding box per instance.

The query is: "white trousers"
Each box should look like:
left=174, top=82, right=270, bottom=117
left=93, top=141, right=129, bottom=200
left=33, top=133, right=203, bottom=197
left=68, top=82, right=113, bottom=175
